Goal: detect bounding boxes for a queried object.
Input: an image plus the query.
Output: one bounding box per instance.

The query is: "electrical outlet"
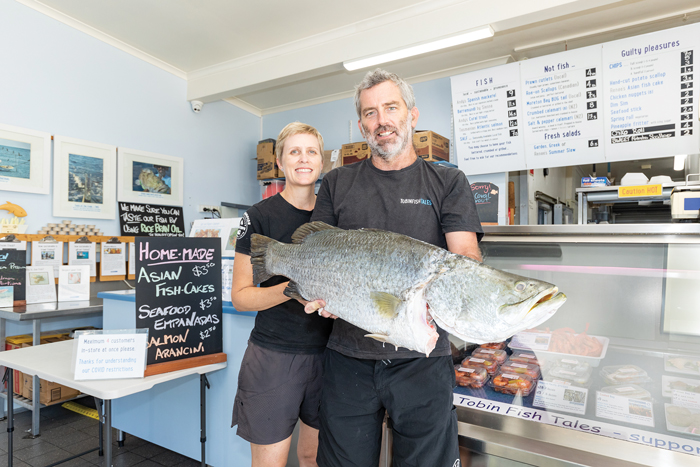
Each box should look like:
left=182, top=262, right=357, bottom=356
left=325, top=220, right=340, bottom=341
left=198, top=205, right=221, bottom=213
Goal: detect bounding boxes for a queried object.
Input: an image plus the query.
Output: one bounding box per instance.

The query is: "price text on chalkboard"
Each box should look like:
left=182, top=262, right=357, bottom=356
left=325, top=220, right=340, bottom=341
left=0, top=249, right=26, bottom=304
left=135, top=237, right=222, bottom=365
left=119, top=202, right=185, bottom=237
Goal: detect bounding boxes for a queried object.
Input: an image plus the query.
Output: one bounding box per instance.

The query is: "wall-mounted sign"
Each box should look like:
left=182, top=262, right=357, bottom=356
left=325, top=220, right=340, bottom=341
left=119, top=202, right=185, bottom=237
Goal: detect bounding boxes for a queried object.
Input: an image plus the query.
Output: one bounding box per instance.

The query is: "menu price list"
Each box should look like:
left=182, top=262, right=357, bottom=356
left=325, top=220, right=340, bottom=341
left=521, top=45, right=605, bottom=167
left=604, top=23, right=700, bottom=161
left=451, top=62, right=526, bottom=175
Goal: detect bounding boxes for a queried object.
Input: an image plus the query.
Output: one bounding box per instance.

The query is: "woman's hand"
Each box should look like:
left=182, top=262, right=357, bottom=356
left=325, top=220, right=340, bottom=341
left=304, top=299, right=337, bottom=319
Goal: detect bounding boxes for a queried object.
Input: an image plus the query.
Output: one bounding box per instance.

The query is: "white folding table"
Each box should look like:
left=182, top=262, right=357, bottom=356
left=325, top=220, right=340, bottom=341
left=0, top=340, right=226, bottom=467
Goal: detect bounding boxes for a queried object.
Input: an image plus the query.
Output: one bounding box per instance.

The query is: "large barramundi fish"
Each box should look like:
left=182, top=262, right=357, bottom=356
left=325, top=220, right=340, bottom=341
left=251, top=222, right=566, bottom=356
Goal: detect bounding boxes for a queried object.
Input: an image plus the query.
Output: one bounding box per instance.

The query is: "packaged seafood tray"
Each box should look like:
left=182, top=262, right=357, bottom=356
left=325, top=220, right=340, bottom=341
left=489, top=371, right=535, bottom=396
left=600, top=365, right=652, bottom=385
left=461, top=356, right=499, bottom=375
left=665, top=404, right=700, bottom=436
left=664, top=354, right=700, bottom=376
left=599, top=384, right=652, bottom=402
left=545, top=363, right=593, bottom=387
left=509, top=333, right=609, bottom=367
left=454, top=365, right=490, bottom=388
left=508, top=351, right=540, bottom=366
left=471, top=348, right=508, bottom=364
left=661, top=375, right=700, bottom=398
left=479, top=342, right=507, bottom=351
left=501, top=361, right=541, bottom=379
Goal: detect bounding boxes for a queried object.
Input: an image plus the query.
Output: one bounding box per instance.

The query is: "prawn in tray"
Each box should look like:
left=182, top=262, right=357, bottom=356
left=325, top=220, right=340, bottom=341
left=509, top=325, right=609, bottom=367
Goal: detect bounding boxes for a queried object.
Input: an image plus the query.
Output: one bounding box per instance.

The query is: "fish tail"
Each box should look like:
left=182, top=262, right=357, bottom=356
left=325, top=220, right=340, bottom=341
left=250, top=234, right=279, bottom=284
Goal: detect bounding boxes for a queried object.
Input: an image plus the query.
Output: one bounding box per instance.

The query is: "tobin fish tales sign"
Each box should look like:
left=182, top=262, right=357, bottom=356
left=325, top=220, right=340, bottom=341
left=135, top=237, right=222, bottom=366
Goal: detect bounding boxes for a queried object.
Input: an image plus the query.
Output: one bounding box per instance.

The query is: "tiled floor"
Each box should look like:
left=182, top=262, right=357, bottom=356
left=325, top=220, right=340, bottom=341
left=0, top=401, right=202, bottom=467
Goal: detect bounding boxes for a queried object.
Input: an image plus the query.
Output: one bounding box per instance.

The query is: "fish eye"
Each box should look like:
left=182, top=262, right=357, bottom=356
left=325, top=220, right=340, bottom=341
left=515, top=281, right=526, bottom=292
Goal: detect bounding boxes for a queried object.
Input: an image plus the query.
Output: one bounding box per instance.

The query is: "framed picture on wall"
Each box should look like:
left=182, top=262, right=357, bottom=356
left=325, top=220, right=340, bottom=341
left=0, top=123, right=51, bottom=194
left=53, top=135, right=117, bottom=219
left=117, top=147, right=183, bottom=207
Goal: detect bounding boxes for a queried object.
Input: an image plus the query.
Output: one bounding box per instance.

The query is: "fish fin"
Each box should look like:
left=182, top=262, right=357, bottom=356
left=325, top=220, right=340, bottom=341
left=364, top=333, right=392, bottom=343
left=370, top=291, right=402, bottom=319
left=291, top=222, right=339, bottom=244
left=250, top=234, right=280, bottom=285
left=283, top=281, right=306, bottom=301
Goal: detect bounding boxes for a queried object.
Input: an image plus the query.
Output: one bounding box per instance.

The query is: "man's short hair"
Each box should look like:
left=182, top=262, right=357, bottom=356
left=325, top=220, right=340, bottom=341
left=354, top=69, right=416, bottom=118
left=275, top=122, right=325, bottom=160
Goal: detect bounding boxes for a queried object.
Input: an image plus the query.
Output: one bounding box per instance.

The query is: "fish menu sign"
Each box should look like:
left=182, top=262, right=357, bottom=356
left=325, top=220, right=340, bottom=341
left=119, top=202, right=185, bottom=237
left=135, top=237, right=222, bottom=368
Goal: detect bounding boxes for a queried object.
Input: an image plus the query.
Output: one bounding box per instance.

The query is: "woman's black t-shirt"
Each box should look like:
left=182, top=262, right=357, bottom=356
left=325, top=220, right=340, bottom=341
left=235, top=193, right=332, bottom=354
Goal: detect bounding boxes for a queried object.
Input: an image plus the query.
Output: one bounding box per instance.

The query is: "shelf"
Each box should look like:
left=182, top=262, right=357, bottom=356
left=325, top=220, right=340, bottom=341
left=0, top=389, right=90, bottom=411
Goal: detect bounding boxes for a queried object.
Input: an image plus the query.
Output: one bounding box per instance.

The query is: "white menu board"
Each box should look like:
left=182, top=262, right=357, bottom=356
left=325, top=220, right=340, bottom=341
left=521, top=45, right=605, bottom=168
left=603, top=23, right=700, bottom=161
left=451, top=62, right=526, bottom=175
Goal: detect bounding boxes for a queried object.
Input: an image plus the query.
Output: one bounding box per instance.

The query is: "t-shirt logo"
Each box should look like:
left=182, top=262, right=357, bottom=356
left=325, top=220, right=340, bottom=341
left=400, top=198, right=433, bottom=206
left=453, top=460, right=461, bottom=467
left=237, top=213, right=250, bottom=240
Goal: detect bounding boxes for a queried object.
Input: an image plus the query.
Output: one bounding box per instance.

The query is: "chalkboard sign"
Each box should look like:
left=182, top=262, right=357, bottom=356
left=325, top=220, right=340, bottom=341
left=119, top=202, right=185, bottom=237
left=471, top=182, right=499, bottom=225
left=0, top=249, right=26, bottom=306
left=135, top=237, right=223, bottom=371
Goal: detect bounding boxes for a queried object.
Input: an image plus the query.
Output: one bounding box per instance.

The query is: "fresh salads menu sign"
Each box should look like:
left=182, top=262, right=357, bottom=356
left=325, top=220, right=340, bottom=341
left=135, top=237, right=222, bottom=366
left=119, top=202, right=185, bottom=237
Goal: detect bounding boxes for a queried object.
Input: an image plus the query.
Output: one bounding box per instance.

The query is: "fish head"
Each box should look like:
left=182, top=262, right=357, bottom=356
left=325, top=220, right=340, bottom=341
left=425, top=258, right=566, bottom=344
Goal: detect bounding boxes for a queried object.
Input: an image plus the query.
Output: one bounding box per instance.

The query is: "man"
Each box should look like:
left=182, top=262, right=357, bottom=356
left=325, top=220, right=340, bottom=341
left=306, top=69, right=483, bottom=467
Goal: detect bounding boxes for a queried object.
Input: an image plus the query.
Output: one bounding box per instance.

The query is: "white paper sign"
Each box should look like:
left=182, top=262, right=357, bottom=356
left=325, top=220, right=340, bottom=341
left=128, top=242, right=135, bottom=276
left=31, top=241, right=63, bottom=278
left=58, top=265, right=90, bottom=301
left=74, top=332, right=147, bottom=380
left=26, top=265, right=56, bottom=304
left=101, top=242, right=126, bottom=276
left=68, top=242, right=96, bottom=276
left=596, top=391, right=655, bottom=427
left=510, top=331, right=551, bottom=351
left=189, top=218, right=240, bottom=254
left=451, top=62, right=526, bottom=175
left=603, top=23, right=700, bottom=161
left=534, top=380, right=588, bottom=415
left=0, top=241, right=27, bottom=250
left=222, top=258, right=233, bottom=303
left=521, top=45, right=605, bottom=168
left=672, top=389, right=700, bottom=410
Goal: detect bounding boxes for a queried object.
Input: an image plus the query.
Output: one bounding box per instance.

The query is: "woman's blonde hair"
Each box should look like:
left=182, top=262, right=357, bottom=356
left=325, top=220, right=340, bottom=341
left=275, top=122, right=324, bottom=161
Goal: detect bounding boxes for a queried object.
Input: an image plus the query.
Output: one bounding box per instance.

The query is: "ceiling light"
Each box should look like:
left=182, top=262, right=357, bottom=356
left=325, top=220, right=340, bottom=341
left=641, top=164, right=652, bottom=169
left=343, top=26, right=494, bottom=71
left=674, top=154, right=687, bottom=171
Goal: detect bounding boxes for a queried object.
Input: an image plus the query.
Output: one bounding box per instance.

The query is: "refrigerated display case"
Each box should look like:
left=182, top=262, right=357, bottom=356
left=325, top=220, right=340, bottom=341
left=454, top=224, right=700, bottom=466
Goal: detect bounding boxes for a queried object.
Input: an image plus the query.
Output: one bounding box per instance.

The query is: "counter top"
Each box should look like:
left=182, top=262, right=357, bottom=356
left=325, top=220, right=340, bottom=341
left=98, top=290, right=257, bottom=317
left=0, top=298, right=103, bottom=321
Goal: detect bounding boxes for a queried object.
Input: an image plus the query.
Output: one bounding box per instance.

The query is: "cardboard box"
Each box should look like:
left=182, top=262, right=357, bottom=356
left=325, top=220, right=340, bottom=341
left=23, top=373, right=80, bottom=406
left=581, top=177, right=611, bottom=187
left=322, top=150, right=342, bottom=174
left=413, top=131, right=449, bottom=162
left=6, top=333, right=64, bottom=396
left=257, top=140, right=281, bottom=180
left=341, top=142, right=371, bottom=166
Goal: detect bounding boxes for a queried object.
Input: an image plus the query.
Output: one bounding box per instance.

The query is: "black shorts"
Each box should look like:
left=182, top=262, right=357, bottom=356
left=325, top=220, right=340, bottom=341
left=317, top=349, right=460, bottom=467
left=231, top=341, right=324, bottom=445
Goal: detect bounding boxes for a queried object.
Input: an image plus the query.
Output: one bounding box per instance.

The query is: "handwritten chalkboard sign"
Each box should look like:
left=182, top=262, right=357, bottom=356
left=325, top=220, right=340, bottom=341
left=135, top=237, right=225, bottom=375
left=471, top=182, right=499, bottom=225
left=119, top=202, right=185, bottom=237
left=0, top=249, right=26, bottom=306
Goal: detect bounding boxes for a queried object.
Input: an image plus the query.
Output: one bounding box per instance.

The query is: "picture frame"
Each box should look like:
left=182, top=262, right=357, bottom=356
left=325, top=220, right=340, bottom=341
left=53, top=135, right=117, bottom=219
left=0, top=123, right=51, bottom=194
left=117, top=147, right=184, bottom=207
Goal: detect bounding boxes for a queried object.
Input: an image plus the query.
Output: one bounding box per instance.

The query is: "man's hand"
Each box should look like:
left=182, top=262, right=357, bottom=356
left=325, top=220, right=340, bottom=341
left=304, top=299, right=338, bottom=319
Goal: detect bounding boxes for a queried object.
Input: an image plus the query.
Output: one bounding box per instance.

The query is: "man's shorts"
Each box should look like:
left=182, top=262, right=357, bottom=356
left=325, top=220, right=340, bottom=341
left=231, top=341, right=324, bottom=445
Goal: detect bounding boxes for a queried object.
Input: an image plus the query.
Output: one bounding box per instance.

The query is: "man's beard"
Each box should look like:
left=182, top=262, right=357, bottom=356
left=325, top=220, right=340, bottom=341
left=362, top=113, right=413, bottom=162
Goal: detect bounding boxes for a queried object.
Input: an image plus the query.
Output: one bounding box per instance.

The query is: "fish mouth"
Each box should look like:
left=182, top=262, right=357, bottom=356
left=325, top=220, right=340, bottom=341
left=529, top=287, right=559, bottom=313
left=499, top=286, right=561, bottom=324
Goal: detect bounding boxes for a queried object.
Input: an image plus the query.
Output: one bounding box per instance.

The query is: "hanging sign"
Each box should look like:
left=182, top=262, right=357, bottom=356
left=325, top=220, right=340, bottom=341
left=135, top=237, right=223, bottom=367
left=119, top=202, right=185, bottom=237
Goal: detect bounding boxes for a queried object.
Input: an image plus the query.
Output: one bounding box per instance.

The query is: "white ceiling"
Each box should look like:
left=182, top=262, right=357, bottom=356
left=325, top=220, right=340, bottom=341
left=19, top=0, right=700, bottom=116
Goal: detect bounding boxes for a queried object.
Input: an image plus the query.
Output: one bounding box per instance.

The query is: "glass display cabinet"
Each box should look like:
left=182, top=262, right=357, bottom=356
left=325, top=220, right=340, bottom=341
left=454, top=224, right=700, bottom=467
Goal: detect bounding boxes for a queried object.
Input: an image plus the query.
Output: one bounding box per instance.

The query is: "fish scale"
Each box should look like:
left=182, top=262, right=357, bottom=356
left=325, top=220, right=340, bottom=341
left=251, top=222, right=566, bottom=355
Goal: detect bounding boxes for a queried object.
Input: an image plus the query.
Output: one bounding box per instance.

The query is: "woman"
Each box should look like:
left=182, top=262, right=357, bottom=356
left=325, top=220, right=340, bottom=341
left=231, top=122, right=332, bottom=467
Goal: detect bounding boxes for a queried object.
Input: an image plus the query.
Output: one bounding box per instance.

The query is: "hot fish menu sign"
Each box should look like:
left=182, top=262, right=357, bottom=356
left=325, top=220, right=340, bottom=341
left=135, top=237, right=222, bottom=365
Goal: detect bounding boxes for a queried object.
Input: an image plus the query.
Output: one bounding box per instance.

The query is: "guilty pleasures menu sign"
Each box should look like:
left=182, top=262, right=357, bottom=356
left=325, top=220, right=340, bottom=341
left=135, top=237, right=222, bottom=365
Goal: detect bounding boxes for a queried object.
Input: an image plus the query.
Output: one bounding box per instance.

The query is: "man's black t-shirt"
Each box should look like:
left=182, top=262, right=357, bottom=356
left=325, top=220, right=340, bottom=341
left=311, top=157, right=483, bottom=359
left=235, top=194, right=333, bottom=354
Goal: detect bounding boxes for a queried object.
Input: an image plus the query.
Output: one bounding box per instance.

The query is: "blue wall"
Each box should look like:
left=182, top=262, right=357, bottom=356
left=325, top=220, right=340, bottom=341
left=262, top=78, right=453, bottom=150
left=0, top=0, right=261, bottom=234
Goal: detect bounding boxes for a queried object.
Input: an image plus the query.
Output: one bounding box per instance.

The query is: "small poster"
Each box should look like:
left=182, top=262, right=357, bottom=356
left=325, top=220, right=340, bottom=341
left=0, top=286, right=13, bottom=307
left=534, top=380, right=588, bottom=415
left=0, top=241, right=27, bottom=250
left=222, top=258, right=234, bottom=304
left=128, top=242, right=135, bottom=276
left=596, top=389, right=654, bottom=427
left=101, top=242, right=126, bottom=276
left=189, top=218, right=240, bottom=256
left=73, top=331, right=148, bottom=380
left=26, top=266, right=56, bottom=304
left=31, top=241, right=63, bottom=278
left=118, top=202, right=185, bottom=237
left=0, top=249, right=26, bottom=305
left=58, top=265, right=90, bottom=301
left=68, top=242, right=96, bottom=277
left=470, top=182, right=499, bottom=225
